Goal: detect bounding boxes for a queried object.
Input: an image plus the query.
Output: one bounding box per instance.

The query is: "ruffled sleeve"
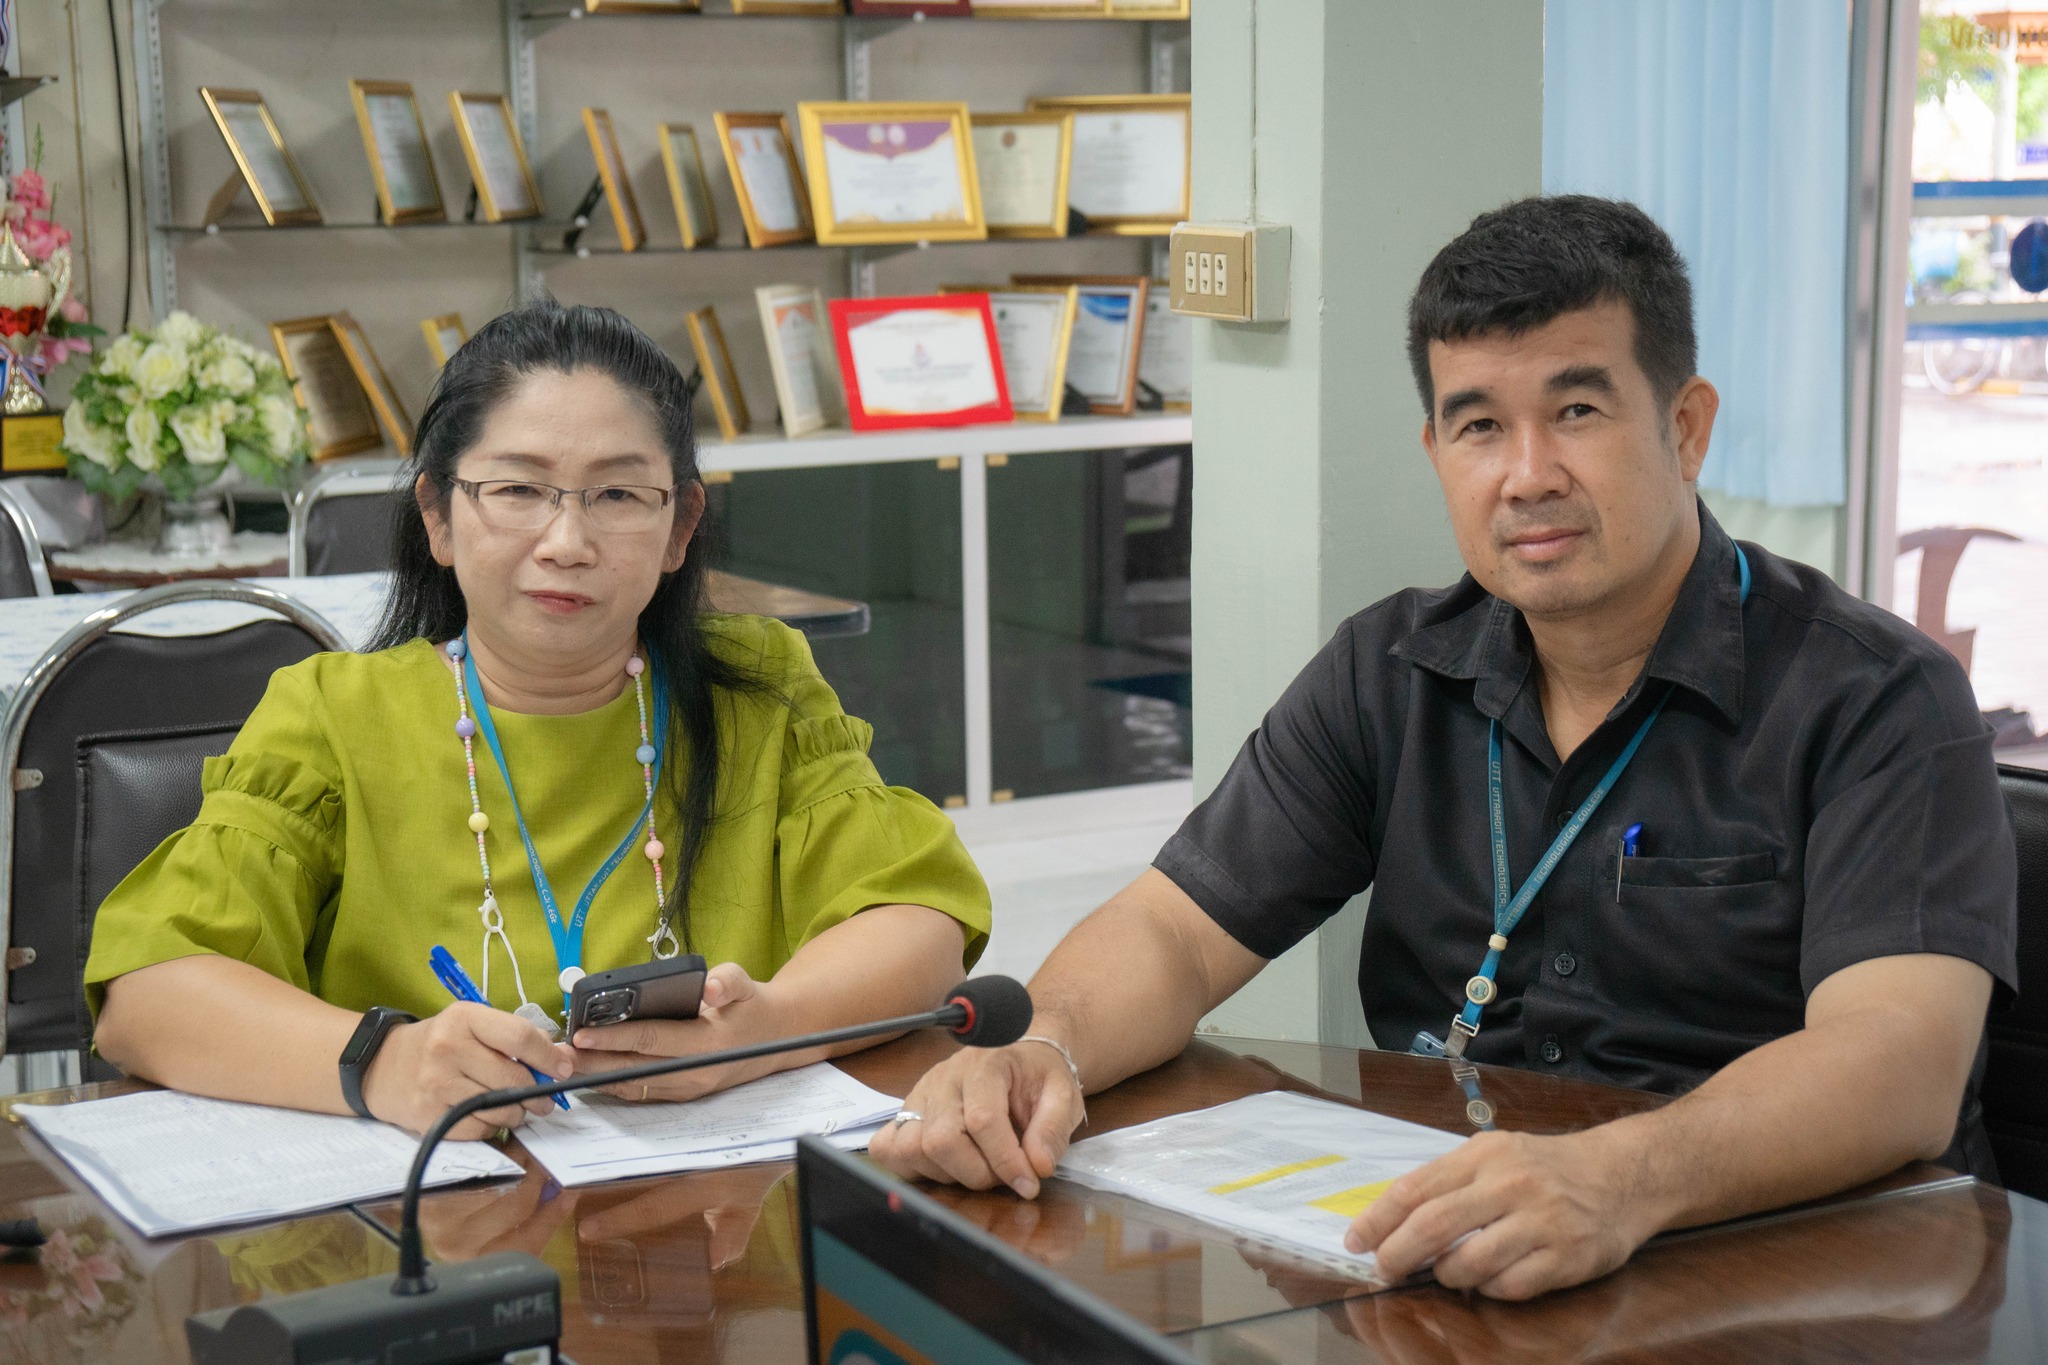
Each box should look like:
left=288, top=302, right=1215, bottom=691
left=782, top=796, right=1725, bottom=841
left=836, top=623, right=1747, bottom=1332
left=82, top=664, right=345, bottom=1017
left=759, top=627, right=991, bottom=968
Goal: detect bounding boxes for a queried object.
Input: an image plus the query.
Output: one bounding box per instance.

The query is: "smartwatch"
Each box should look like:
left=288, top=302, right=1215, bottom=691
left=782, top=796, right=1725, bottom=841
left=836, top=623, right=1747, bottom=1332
left=339, top=1006, right=416, bottom=1121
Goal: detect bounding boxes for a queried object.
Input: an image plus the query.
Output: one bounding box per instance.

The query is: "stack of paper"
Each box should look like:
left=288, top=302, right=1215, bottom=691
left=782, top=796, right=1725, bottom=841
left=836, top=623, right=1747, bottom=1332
left=1056, top=1091, right=1467, bottom=1283
left=15, top=1090, right=523, bottom=1237
left=514, top=1062, right=900, bottom=1187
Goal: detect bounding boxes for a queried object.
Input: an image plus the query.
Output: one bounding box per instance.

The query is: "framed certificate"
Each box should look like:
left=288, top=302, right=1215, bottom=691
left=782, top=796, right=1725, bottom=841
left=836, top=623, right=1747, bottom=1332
left=330, top=313, right=414, bottom=456
left=685, top=306, right=750, bottom=440
left=269, top=317, right=381, bottom=460
left=713, top=112, right=814, bottom=248
left=659, top=124, right=719, bottom=248
left=585, top=0, right=701, bottom=9
left=970, top=112, right=1071, bottom=239
left=1014, top=274, right=1148, bottom=414
left=849, top=0, right=972, bottom=14
left=942, top=283, right=1075, bottom=421
left=582, top=107, right=647, bottom=252
left=449, top=91, right=544, bottom=222
left=731, top=0, right=844, bottom=12
left=756, top=284, right=846, bottom=437
left=970, top=0, right=1108, bottom=15
left=1106, top=0, right=1188, bottom=14
left=1027, top=94, right=1190, bottom=234
left=349, top=80, right=444, bottom=224
left=199, top=88, right=321, bottom=226
left=422, top=313, right=469, bottom=368
left=798, top=101, right=985, bottom=246
left=1138, top=285, right=1191, bottom=409
left=828, top=295, right=1013, bottom=431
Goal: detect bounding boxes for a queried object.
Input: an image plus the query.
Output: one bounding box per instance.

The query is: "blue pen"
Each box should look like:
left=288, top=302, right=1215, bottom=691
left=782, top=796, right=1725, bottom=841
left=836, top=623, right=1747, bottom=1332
left=429, top=946, right=569, bottom=1110
left=1616, top=822, right=1643, bottom=901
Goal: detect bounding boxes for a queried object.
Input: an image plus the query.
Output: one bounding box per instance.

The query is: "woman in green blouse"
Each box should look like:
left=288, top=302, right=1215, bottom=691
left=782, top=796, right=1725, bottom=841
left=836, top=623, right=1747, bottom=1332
left=88, top=301, right=990, bottom=1140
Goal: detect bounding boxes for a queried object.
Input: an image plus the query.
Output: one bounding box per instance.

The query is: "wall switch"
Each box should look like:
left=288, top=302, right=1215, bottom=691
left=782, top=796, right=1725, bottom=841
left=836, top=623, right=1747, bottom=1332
left=1168, top=223, right=1290, bottom=323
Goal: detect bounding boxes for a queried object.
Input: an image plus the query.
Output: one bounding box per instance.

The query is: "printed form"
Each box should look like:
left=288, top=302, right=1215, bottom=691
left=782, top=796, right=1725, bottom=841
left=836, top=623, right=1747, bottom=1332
left=515, top=1062, right=899, bottom=1186
left=15, top=1090, right=522, bottom=1237
left=1057, top=1091, right=1467, bottom=1283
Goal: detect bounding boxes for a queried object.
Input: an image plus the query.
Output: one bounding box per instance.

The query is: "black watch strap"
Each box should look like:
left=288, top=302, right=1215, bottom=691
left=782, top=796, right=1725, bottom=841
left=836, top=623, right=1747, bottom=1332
left=339, top=1006, right=416, bottom=1121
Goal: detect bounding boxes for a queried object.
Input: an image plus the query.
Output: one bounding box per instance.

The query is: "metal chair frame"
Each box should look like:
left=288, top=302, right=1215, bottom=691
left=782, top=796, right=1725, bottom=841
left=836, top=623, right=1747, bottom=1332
left=287, top=457, right=406, bottom=577
left=0, top=580, right=350, bottom=1058
left=0, top=481, right=55, bottom=597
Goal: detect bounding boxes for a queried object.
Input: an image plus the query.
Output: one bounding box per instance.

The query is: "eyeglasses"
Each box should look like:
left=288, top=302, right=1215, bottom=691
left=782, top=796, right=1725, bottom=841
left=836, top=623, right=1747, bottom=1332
left=451, top=478, right=679, bottom=534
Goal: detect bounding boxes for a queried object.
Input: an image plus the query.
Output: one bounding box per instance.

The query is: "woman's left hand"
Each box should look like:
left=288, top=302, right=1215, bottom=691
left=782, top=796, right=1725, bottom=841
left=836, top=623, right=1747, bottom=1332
left=567, top=962, right=787, bottom=1101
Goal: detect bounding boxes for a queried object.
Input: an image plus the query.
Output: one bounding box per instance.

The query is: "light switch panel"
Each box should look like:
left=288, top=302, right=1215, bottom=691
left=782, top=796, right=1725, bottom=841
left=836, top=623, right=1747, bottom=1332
left=1168, top=223, right=1290, bottom=323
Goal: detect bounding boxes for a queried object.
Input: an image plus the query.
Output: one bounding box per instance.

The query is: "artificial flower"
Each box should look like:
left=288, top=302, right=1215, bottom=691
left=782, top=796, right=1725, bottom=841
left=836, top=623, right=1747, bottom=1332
left=132, top=340, right=189, bottom=400
left=124, top=404, right=163, bottom=470
left=62, top=402, right=119, bottom=469
left=169, top=402, right=227, bottom=465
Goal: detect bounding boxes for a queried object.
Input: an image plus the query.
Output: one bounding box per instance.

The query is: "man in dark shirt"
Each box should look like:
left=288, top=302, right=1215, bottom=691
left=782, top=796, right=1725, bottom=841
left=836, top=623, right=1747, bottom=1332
left=872, top=195, right=2018, bottom=1299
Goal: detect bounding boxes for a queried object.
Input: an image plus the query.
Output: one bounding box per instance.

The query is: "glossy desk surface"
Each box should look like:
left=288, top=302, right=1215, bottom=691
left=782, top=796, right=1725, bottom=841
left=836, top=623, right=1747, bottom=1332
left=2, top=1035, right=2039, bottom=1363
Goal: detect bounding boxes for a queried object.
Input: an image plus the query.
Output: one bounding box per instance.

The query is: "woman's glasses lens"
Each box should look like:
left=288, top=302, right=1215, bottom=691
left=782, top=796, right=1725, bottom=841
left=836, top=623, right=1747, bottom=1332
left=464, top=480, right=673, bottom=532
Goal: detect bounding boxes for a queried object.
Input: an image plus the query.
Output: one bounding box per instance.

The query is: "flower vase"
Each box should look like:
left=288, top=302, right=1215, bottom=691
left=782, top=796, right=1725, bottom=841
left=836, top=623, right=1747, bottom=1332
left=157, top=490, right=233, bottom=559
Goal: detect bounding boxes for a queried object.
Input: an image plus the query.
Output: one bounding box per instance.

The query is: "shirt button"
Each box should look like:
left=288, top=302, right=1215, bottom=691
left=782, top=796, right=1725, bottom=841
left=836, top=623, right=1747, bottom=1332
left=1554, top=951, right=1577, bottom=977
left=1540, top=1038, right=1564, bottom=1064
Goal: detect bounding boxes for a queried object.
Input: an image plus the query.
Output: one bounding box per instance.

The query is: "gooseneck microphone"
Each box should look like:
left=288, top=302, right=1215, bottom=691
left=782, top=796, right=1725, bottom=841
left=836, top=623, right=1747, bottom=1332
left=186, top=975, right=1033, bottom=1365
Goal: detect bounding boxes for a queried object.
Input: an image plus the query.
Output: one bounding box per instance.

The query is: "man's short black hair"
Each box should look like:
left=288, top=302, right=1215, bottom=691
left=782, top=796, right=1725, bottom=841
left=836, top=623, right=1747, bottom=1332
left=1406, top=194, right=1697, bottom=418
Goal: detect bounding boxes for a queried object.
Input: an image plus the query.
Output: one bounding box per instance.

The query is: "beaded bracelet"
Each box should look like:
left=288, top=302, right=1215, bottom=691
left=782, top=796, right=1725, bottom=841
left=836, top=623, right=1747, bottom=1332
left=1019, top=1034, right=1086, bottom=1125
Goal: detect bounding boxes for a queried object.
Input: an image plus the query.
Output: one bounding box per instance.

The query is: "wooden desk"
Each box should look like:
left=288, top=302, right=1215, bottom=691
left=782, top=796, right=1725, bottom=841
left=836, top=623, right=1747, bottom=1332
left=1, top=1036, right=2035, bottom=1363
left=704, top=570, right=869, bottom=639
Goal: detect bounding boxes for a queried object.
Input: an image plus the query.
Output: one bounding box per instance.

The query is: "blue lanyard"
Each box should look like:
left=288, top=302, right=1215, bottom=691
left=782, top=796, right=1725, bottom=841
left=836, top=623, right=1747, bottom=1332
left=462, top=639, right=670, bottom=983
left=1441, top=545, right=1750, bottom=1059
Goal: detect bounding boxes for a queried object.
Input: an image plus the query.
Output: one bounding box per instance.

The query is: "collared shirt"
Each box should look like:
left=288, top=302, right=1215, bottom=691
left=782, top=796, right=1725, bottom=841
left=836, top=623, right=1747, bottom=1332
left=1156, top=505, right=2018, bottom=1177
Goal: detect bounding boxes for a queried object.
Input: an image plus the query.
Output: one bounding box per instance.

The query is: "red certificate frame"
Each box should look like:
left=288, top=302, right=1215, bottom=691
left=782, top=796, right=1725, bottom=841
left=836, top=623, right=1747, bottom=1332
left=829, top=294, right=1014, bottom=430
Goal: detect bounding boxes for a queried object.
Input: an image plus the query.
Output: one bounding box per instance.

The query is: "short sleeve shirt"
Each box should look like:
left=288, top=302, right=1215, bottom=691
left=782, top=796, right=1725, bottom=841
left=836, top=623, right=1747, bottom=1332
left=1155, top=506, right=2018, bottom=1177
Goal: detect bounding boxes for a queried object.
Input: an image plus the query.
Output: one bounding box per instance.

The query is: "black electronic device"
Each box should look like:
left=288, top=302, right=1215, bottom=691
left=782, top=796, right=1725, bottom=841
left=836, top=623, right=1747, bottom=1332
left=184, top=976, right=1034, bottom=1365
left=567, top=953, right=707, bottom=1034
left=797, top=1136, right=1197, bottom=1364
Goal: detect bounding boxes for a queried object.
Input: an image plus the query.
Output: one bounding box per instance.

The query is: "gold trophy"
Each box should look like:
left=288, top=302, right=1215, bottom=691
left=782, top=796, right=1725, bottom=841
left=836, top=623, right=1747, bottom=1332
left=0, top=221, right=73, bottom=415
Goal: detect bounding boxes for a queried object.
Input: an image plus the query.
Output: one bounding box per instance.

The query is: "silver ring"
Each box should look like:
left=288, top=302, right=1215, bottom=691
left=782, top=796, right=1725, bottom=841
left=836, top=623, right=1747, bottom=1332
left=891, top=1110, right=923, bottom=1126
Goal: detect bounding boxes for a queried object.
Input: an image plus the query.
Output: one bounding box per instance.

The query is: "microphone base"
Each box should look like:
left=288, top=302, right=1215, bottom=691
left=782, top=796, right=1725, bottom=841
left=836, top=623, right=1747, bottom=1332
left=186, top=1250, right=559, bottom=1365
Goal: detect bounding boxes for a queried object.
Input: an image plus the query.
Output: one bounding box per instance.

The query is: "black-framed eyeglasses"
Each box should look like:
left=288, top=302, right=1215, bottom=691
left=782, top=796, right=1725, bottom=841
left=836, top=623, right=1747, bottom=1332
left=452, top=478, right=679, bottom=534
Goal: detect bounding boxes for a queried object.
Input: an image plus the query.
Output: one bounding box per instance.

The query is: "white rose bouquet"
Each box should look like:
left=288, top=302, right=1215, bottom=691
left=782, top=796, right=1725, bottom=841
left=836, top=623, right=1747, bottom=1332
left=59, top=310, right=311, bottom=501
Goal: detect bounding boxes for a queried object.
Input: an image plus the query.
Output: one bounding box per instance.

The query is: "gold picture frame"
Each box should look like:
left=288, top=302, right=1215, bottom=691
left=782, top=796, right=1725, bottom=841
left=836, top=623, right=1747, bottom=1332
left=269, top=316, right=381, bottom=459
left=755, top=284, right=844, bottom=437
left=685, top=306, right=750, bottom=439
left=199, top=88, right=322, bottom=227
left=659, top=123, right=720, bottom=248
left=969, top=111, right=1072, bottom=239
left=421, top=313, right=469, bottom=367
left=448, top=91, right=544, bottom=223
left=1105, top=0, right=1188, bottom=16
left=798, top=101, right=986, bottom=246
left=713, top=111, right=814, bottom=248
left=969, top=0, right=1109, bottom=17
left=1026, top=93, right=1191, bottom=235
left=585, top=0, right=702, bottom=10
left=731, top=0, right=844, bottom=12
left=1014, top=273, right=1149, bottom=415
left=940, top=283, right=1076, bottom=421
left=348, top=80, right=445, bottom=225
left=329, top=313, right=414, bottom=457
left=581, top=107, right=648, bottom=252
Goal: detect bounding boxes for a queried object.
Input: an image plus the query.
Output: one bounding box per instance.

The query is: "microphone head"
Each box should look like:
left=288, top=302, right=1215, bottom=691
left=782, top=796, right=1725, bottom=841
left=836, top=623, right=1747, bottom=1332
left=944, top=976, right=1033, bottom=1048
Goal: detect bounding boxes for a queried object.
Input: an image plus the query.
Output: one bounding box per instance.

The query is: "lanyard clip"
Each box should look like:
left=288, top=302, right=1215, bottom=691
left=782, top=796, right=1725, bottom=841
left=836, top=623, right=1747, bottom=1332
left=1444, top=1015, right=1480, bottom=1060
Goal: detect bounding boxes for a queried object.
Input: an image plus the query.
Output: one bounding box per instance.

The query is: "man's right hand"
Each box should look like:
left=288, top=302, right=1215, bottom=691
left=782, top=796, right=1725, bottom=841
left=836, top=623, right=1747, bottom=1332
left=868, top=1041, right=1085, bottom=1198
left=360, top=1003, right=576, bottom=1139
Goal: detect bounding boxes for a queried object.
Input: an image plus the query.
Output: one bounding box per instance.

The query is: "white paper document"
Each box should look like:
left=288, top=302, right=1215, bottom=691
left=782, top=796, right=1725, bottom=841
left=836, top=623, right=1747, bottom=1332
left=1056, top=1092, right=1467, bottom=1283
left=514, top=1063, right=900, bottom=1187
left=15, top=1091, right=522, bottom=1238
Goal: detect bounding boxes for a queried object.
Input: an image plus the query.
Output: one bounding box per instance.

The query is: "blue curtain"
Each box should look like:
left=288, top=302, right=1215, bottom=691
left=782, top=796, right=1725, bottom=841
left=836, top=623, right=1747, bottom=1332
left=1544, top=0, right=1849, bottom=507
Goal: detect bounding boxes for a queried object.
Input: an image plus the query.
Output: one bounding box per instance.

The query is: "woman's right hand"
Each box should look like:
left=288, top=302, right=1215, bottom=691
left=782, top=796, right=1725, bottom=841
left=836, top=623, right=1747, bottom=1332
left=359, top=1003, right=577, bottom=1139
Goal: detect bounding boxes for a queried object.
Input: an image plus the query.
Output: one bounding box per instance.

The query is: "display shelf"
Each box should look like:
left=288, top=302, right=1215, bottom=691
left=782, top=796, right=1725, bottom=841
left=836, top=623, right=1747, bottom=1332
left=518, top=3, right=1176, bottom=24
left=533, top=234, right=1114, bottom=258
left=0, top=76, right=56, bottom=110
left=156, top=219, right=574, bottom=235
left=699, top=412, right=1191, bottom=475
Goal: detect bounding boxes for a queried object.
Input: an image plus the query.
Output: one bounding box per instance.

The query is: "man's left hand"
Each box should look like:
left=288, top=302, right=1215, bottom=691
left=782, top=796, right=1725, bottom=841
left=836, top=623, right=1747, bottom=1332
left=1346, top=1127, right=1660, bottom=1300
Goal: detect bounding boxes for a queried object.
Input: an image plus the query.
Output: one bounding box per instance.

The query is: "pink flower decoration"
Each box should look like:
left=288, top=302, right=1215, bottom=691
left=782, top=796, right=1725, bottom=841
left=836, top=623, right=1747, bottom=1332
left=10, top=170, right=49, bottom=213
left=17, top=216, right=68, bottom=261
left=59, top=296, right=85, bottom=322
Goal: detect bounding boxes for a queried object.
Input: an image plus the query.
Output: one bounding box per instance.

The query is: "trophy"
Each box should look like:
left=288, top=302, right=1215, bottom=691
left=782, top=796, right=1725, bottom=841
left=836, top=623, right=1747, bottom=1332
left=0, top=221, right=73, bottom=415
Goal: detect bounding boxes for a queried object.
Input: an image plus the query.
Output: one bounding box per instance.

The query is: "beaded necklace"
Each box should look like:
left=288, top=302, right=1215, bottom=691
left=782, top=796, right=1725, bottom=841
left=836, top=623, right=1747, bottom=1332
left=443, top=635, right=678, bottom=1024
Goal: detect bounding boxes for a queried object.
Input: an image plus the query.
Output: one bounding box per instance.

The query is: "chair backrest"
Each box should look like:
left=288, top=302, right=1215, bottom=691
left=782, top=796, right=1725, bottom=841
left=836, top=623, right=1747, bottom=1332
left=1985, top=764, right=2048, bottom=1197
left=70, top=722, right=244, bottom=1078
left=0, top=583, right=349, bottom=1061
left=290, top=461, right=403, bottom=576
left=0, top=483, right=53, bottom=599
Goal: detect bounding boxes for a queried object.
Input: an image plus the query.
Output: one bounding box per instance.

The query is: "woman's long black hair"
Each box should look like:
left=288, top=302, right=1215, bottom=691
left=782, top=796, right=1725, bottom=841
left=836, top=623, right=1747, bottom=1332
left=369, top=298, right=761, bottom=953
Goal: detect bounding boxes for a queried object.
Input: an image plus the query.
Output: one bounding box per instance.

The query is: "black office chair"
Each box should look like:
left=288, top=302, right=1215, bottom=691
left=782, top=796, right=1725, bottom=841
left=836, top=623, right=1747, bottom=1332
left=289, top=458, right=403, bottom=576
left=0, top=482, right=54, bottom=598
left=0, top=582, right=350, bottom=1082
left=1984, top=764, right=2048, bottom=1198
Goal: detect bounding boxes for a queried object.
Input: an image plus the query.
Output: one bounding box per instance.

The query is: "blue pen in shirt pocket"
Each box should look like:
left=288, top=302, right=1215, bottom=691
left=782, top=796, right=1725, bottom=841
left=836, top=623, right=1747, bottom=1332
left=1616, top=822, right=1643, bottom=902
left=428, top=945, right=570, bottom=1111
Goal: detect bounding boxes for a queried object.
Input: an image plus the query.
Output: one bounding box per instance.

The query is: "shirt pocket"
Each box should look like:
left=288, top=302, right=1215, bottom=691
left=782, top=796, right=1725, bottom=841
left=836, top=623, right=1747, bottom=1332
left=1619, top=850, right=1777, bottom=889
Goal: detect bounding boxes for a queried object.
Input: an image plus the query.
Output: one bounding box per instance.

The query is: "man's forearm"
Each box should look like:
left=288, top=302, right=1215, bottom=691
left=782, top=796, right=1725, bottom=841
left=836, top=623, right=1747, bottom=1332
left=1026, top=869, right=1265, bottom=1094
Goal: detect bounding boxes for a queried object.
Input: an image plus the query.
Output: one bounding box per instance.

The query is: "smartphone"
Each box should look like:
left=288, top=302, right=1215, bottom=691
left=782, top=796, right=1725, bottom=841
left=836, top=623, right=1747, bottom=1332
left=567, top=955, right=708, bottom=1034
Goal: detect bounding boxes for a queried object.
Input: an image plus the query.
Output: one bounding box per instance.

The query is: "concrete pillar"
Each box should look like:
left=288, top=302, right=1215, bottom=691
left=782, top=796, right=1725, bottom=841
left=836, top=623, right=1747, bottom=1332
left=1188, top=1, right=1544, bottom=1043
